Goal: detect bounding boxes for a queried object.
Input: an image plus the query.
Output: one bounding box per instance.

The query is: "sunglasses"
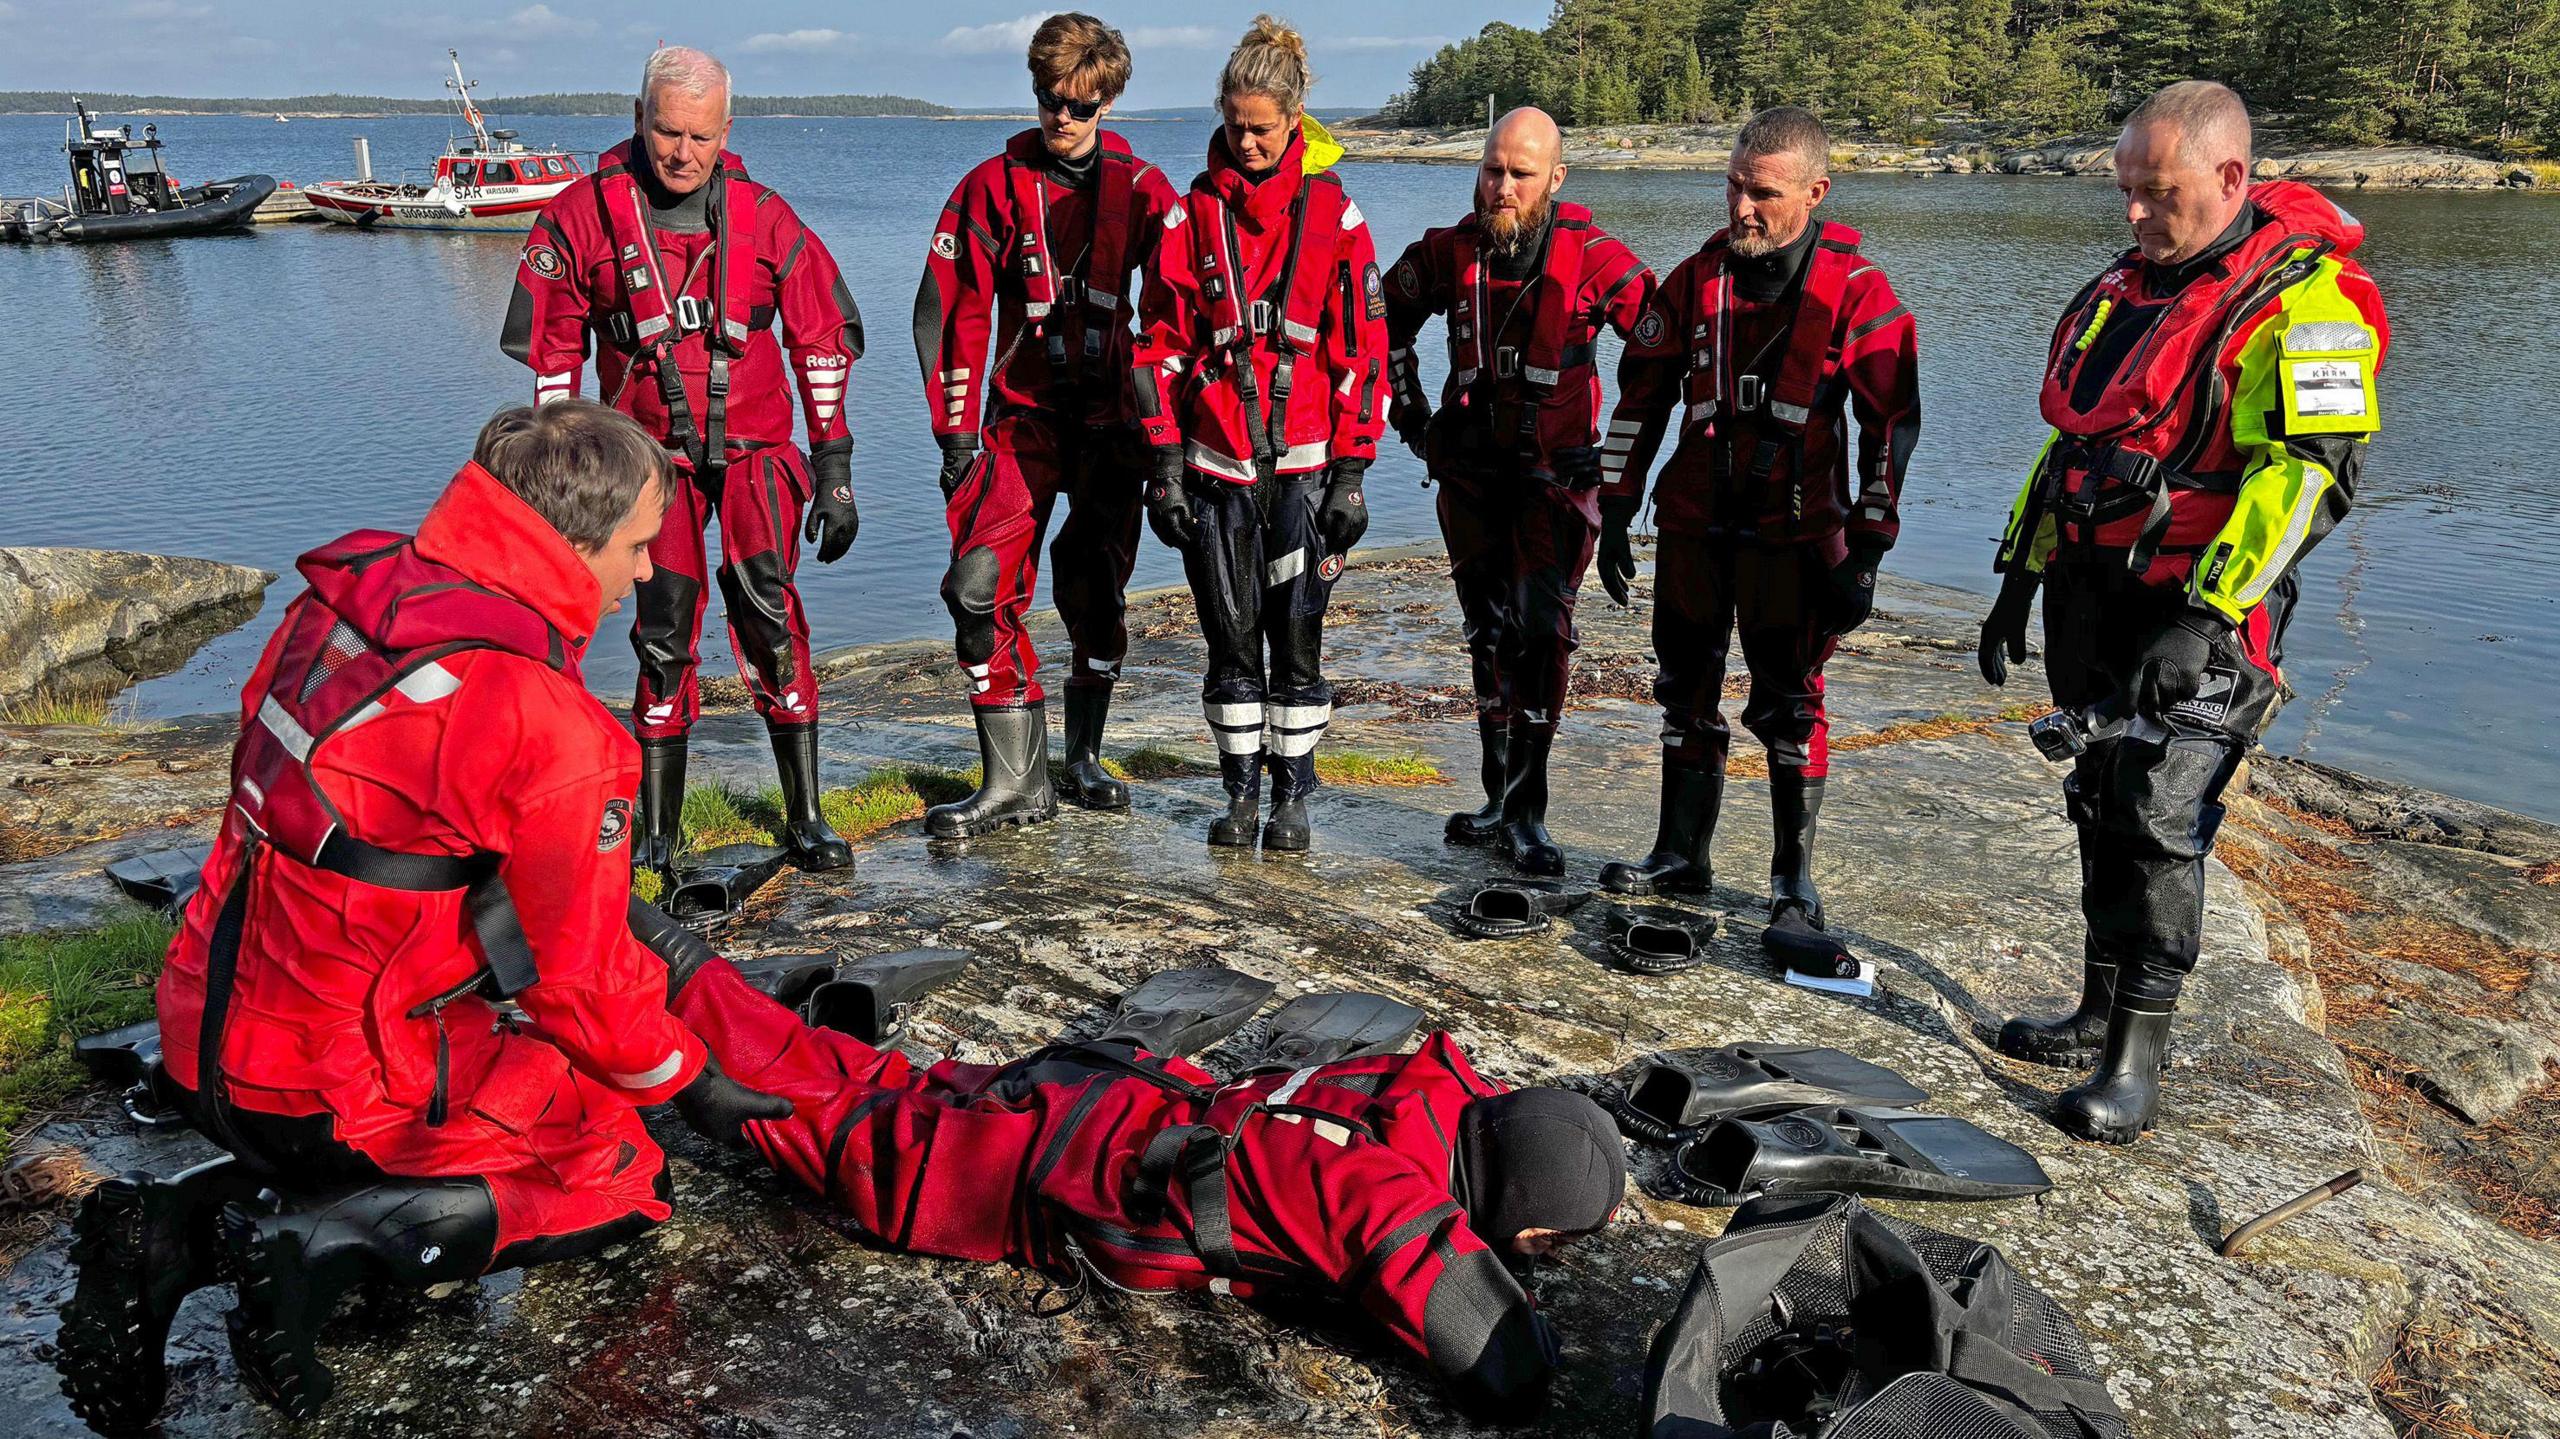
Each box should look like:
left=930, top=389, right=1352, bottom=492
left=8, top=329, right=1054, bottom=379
left=1036, top=88, right=1105, bottom=122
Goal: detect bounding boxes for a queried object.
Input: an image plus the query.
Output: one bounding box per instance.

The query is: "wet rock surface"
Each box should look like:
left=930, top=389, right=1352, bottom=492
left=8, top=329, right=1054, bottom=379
left=4, top=551, right=2557, bottom=1436
left=0, top=548, right=273, bottom=706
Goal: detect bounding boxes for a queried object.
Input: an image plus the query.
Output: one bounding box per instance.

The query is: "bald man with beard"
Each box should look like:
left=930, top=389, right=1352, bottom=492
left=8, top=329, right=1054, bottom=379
left=1382, top=108, right=1656, bottom=876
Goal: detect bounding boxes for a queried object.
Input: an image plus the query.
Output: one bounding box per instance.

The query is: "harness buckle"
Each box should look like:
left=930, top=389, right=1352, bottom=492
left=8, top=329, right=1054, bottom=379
left=1054, top=275, right=1086, bottom=309
left=1493, top=345, right=1522, bottom=380
left=1736, top=374, right=1766, bottom=414
left=1249, top=299, right=1277, bottom=337
left=674, top=294, right=705, bottom=334
left=604, top=312, right=636, bottom=347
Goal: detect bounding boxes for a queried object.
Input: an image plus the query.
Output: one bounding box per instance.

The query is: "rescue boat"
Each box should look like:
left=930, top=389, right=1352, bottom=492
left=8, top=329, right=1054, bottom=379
left=2, top=101, right=276, bottom=243
left=303, top=50, right=580, bottom=233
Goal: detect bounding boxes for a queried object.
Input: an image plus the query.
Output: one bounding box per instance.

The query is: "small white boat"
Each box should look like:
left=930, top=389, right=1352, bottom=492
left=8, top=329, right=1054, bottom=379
left=303, top=50, right=579, bottom=233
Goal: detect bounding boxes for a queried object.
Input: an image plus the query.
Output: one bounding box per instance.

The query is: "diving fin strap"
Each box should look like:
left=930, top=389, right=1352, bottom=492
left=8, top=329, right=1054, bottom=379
left=1247, top=991, right=1425, bottom=1071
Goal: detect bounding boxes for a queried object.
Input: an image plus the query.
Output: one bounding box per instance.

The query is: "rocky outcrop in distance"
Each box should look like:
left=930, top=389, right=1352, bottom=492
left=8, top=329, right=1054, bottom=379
left=0, top=548, right=272, bottom=706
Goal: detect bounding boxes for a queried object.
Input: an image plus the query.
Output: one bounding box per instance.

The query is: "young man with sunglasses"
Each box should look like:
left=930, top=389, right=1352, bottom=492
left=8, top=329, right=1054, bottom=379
left=912, top=12, right=1183, bottom=836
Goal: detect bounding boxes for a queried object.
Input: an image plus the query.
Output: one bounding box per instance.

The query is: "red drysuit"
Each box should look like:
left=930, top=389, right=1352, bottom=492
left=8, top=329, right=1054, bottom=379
left=154, top=462, right=704, bottom=1257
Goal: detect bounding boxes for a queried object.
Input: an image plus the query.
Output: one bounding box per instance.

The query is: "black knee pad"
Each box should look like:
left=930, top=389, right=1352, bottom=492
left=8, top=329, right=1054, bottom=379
left=717, top=555, right=798, bottom=685
left=633, top=570, right=703, bottom=698
left=942, top=545, right=1002, bottom=665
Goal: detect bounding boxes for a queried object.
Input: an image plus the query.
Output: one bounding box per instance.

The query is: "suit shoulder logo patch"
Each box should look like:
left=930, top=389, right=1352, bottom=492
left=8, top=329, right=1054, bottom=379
left=932, top=231, right=959, bottom=260
left=527, top=244, right=565, bottom=280
left=1633, top=307, right=1667, bottom=347
left=598, top=798, right=632, bottom=852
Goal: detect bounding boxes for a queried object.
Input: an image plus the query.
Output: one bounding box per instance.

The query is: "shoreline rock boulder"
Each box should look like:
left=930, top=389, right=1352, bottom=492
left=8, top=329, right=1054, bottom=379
left=0, top=547, right=273, bottom=707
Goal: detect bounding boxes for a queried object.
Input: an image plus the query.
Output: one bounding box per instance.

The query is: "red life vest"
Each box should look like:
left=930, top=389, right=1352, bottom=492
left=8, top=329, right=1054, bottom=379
left=2030, top=181, right=2364, bottom=575
left=201, top=517, right=566, bottom=1145
left=1002, top=129, right=1142, bottom=370
left=587, top=141, right=789, bottom=478
left=1679, top=221, right=1867, bottom=526
left=1185, top=168, right=1351, bottom=464
left=1445, top=203, right=1598, bottom=475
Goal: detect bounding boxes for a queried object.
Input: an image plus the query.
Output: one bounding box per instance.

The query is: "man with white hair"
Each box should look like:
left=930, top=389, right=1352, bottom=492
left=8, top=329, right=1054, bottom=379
left=504, top=46, right=868, bottom=882
left=1382, top=106, right=1656, bottom=877
left=1980, top=80, right=2390, bottom=1144
left=1597, top=106, right=1921, bottom=969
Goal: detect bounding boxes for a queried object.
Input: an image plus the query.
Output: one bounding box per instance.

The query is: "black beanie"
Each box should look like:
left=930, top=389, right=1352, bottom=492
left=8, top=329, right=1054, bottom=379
left=1453, top=1088, right=1630, bottom=1244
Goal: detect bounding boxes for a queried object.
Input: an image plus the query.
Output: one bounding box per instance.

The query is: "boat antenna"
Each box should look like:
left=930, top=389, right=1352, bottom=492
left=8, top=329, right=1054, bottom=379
left=445, top=49, right=493, bottom=153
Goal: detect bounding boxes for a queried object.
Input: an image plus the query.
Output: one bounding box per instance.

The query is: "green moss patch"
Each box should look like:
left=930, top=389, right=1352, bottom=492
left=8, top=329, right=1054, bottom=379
left=1315, top=751, right=1446, bottom=787
left=0, top=913, right=175, bottom=1160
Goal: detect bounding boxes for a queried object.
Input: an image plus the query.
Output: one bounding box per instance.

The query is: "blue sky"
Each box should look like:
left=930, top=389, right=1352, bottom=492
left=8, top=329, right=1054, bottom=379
left=0, top=2, right=1547, bottom=107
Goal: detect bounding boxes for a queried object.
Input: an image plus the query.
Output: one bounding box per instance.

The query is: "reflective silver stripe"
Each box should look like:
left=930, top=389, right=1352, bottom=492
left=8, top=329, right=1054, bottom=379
left=636, top=314, right=671, bottom=340
left=237, top=775, right=266, bottom=806
left=1336, top=369, right=1357, bottom=395
left=1523, top=366, right=1560, bottom=386
left=1086, top=289, right=1121, bottom=311
left=1213, top=727, right=1266, bottom=755
left=939, top=367, right=972, bottom=382
left=1162, top=355, right=1188, bottom=373
left=1283, top=319, right=1320, bottom=347
left=1266, top=548, right=1307, bottom=586
left=1164, top=207, right=1186, bottom=229
left=1451, top=368, right=1479, bottom=388
left=820, top=404, right=841, bottom=422
left=1770, top=401, right=1811, bottom=425
left=1340, top=198, right=1364, bottom=230
left=1274, top=440, right=1330, bottom=474
left=1210, top=325, right=1240, bottom=347
left=1601, top=455, right=1628, bottom=477
left=1266, top=702, right=1330, bottom=730
left=1185, top=439, right=1256, bottom=483
left=1270, top=1068, right=1319, bottom=1104
left=724, top=319, right=751, bottom=344
left=1086, top=657, right=1119, bottom=673
left=1388, top=346, right=1414, bottom=365
left=1024, top=301, right=1052, bottom=319
left=2233, top=463, right=2333, bottom=606
left=397, top=662, right=462, bottom=705
left=257, top=696, right=314, bottom=761
left=611, top=1049, right=687, bottom=1091
left=1603, top=432, right=1637, bottom=453
left=2284, top=321, right=2373, bottom=352
left=1268, top=722, right=1328, bottom=757
left=1686, top=399, right=1718, bottom=426
left=1207, top=701, right=1263, bottom=727
left=1608, top=416, right=1644, bottom=436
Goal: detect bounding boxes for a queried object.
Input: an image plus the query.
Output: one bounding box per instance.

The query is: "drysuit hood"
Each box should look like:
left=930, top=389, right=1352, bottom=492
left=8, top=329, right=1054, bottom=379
left=2247, top=179, right=2365, bottom=256
left=1454, top=1088, right=1628, bottom=1244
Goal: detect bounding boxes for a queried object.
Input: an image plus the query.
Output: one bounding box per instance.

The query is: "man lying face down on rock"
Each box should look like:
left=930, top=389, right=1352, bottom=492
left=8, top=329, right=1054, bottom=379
left=637, top=914, right=1629, bottom=1422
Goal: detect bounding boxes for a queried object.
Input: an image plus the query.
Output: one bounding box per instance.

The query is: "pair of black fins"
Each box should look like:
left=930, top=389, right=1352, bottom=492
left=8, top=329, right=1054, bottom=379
left=742, top=958, right=1423, bottom=1071
left=1622, top=1044, right=2052, bottom=1206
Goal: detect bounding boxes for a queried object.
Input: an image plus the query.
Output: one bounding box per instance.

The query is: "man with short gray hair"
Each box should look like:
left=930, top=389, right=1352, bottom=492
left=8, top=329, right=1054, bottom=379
left=505, top=45, right=869, bottom=882
left=1596, top=105, right=1921, bottom=973
left=1981, top=80, right=2389, bottom=1145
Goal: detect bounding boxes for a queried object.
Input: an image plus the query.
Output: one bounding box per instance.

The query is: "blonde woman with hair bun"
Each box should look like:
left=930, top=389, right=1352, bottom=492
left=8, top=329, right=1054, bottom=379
left=1129, top=14, right=1389, bottom=852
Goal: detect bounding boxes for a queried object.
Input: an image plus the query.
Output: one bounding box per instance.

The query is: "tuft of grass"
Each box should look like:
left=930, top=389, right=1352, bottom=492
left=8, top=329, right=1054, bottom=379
left=825, top=764, right=973, bottom=842
left=0, top=914, right=176, bottom=1160
left=0, top=688, right=116, bottom=727
left=630, top=866, right=665, bottom=904
left=680, top=783, right=780, bottom=851
left=2529, top=160, right=2560, bottom=189
left=1117, top=746, right=1211, bottom=781
left=1315, top=750, right=1446, bottom=786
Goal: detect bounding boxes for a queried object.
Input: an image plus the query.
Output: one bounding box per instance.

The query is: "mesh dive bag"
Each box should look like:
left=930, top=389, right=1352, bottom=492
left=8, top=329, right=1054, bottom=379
left=1638, top=1192, right=2126, bottom=1439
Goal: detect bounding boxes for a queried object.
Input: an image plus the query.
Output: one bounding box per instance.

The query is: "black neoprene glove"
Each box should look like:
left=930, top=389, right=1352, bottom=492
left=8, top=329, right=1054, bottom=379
left=1144, top=446, right=1198, bottom=550
left=2133, top=610, right=2227, bottom=722
left=1977, top=568, right=2040, bottom=687
left=802, top=439, right=859, bottom=564
left=1596, top=496, right=1639, bottom=608
left=936, top=441, right=979, bottom=501
left=1826, top=539, right=1886, bottom=635
left=1553, top=445, right=1603, bottom=490
left=1389, top=389, right=1432, bottom=459
left=1318, top=458, right=1370, bottom=555
left=671, top=1057, right=792, bottom=1149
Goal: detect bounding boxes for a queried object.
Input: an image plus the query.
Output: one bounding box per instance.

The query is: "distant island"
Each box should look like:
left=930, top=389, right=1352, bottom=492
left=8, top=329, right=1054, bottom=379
left=0, top=91, right=952, bottom=118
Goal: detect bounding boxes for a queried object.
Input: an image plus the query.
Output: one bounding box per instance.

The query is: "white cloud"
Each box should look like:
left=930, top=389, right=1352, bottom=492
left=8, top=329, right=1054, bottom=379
left=384, top=5, right=593, bottom=42
left=126, top=1, right=213, bottom=19
left=503, top=5, right=597, bottom=39
left=940, top=13, right=1053, bottom=55
left=1334, top=35, right=1455, bottom=51
left=1127, top=25, right=1218, bottom=48
left=739, top=28, right=863, bottom=56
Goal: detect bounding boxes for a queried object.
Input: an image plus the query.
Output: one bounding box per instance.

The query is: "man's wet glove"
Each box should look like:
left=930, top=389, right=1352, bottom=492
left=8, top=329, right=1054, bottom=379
left=1388, top=381, right=1432, bottom=459
left=1318, top=458, right=1370, bottom=555
left=802, top=439, right=859, bottom=564
left=1596, top=496, right=1640, bottom=608
left=936, top=440, right=979, bottom=500
left=2132, top=610, right=2227, bottom=722
left=1144, top=447, right=1197, bottom=550
left=1826, top=539, right=1885, bottom=634
left=671, top=1057, right=791, bottom=1149
left=1977, top=568, right=2040, bottom=686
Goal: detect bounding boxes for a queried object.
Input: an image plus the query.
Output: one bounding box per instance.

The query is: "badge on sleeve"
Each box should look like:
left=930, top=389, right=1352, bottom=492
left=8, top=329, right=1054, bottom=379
left=2277, top=319, right=2380, bottom=437
left=1633, top=307, right=1668, bottom=349
left=597, top=798, right=632, bottom=852
left=526, top=244, right=564, bottom=280
left=1362, top=263, right=1386, bottom=320
left=932, top=231, right=959, bottom=260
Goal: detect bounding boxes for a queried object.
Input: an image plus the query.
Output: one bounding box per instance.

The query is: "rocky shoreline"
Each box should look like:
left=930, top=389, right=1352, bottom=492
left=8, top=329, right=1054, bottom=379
left=1335, top=122, right=2546, bottom=191
left=2, top=546, right=2555, bottom=1435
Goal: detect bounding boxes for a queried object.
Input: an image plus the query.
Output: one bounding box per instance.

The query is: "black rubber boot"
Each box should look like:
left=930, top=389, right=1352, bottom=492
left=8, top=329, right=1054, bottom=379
left=1497, top=725, right=1565, bottom=876
left=56, top=1157, right=268, bottom=1437
left=1443, top=717, right=1507, bottom=846
left=1209, top=749, right=1262, bottom=848
left=925, top=702, right=1058, bottom=839
left=1998, top=960, right=2118, bottom=1068
left=1762, top=769, right=1847, bottom=966
left=1059, top=686, right=1130, bottom=811
left=769, top=725, right=853, bottom=871
left=1599, top=758, right=1723, bottom=897
left=2053, top=997, right=2173, bottom=1144
left=633, top=736, right=686, bottom=880
left=1263, top=753, right=1314, bottom=853
left=219, top=1179, right=498, bottom=1421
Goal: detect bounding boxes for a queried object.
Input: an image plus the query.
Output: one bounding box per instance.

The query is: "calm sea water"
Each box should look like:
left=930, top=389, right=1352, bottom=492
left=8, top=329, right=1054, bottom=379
left=4, top=114, right=2552, bottom=819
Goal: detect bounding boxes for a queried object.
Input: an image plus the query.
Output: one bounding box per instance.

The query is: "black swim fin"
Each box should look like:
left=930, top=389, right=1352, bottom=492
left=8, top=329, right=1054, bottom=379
left=667, top=843, right=789, bottom=919
left=1247, top=991, right=1424, bottom=1071
left=1097, top=967, right=1275, bottom=1057
left=104, top=846, right=212, bottom=915
left=802, top=948, right=974, bottom=1047
left=1661, top=1106, right=2052, bottom=1206
left=728, top=954, right=839, bottom=1012
left=1622, top=1044, right=1930, bottom=1136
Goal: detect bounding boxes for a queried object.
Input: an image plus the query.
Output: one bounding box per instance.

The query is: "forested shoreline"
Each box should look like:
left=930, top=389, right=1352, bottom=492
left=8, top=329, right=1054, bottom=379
left=1381, top=0, right=2559, bottom=157
left=0, top=92, right=951, bottom=118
